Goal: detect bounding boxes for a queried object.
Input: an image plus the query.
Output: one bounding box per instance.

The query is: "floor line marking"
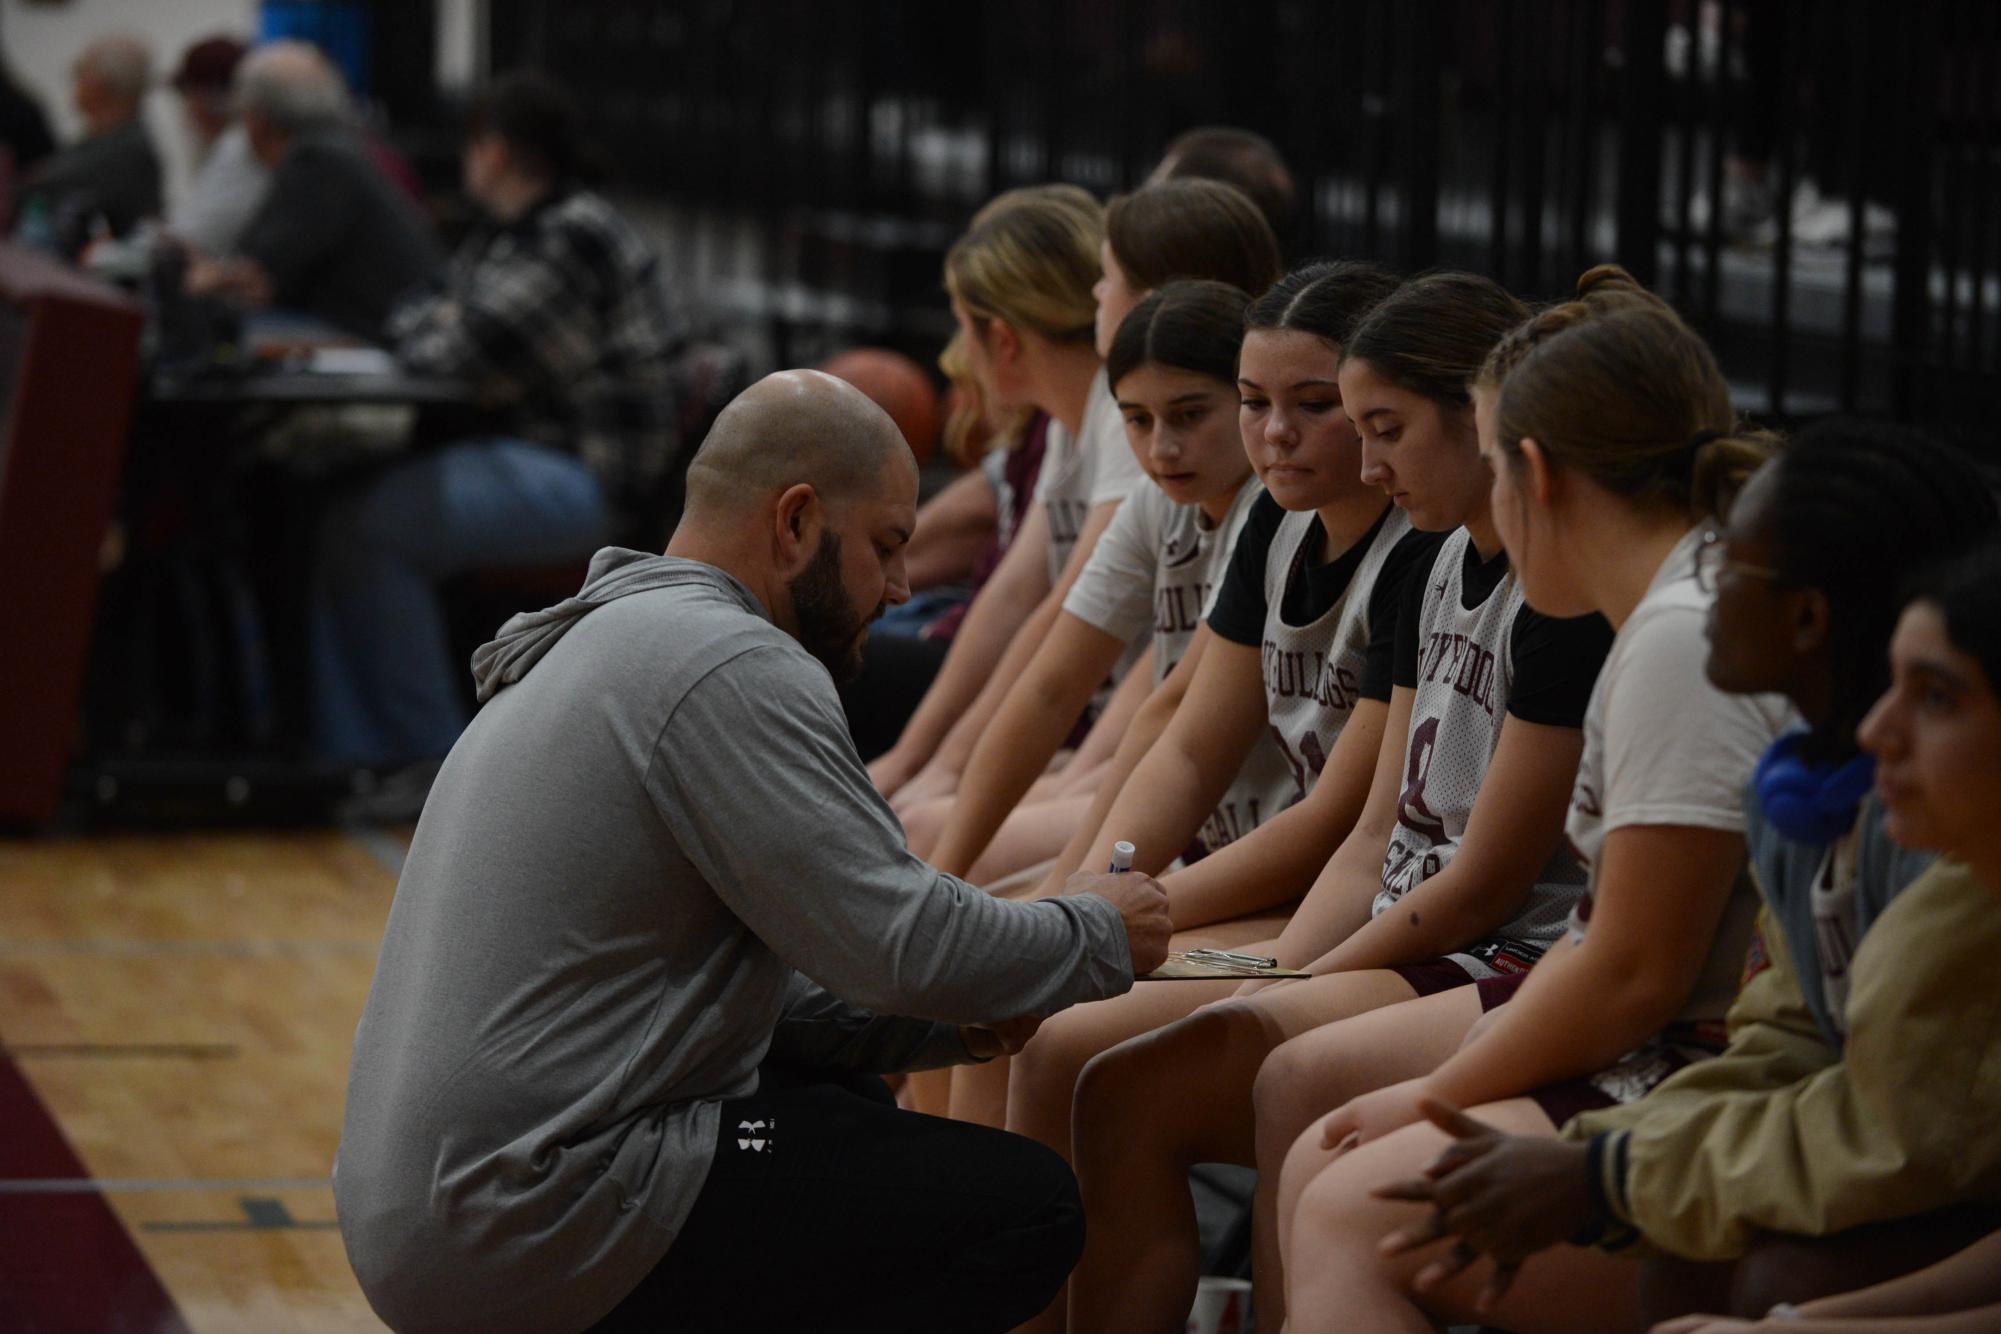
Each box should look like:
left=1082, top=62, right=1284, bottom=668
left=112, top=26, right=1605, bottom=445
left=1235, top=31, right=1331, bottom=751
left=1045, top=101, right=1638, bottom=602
left=0, top=939, right=375, bottom=958
left=143, top=1197, right=339, bottom=1233
left=0, top=1178, right=330, bottom=1194
left=142, top=1219, right=342, bottom=1233
left=6, top=1043, right=240, bottom=1060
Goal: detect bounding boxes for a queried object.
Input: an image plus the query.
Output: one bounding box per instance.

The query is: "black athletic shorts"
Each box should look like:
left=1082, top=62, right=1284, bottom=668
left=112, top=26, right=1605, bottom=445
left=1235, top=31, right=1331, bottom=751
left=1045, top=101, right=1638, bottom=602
left=590, top=1067, right=1082, bottom=1334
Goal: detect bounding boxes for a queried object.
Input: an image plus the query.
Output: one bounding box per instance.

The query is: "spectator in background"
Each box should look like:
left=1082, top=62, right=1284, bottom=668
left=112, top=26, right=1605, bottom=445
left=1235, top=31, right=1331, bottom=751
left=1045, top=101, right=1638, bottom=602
left=19, top=32, right=160, bottom=246
left=189, top=41, right=437, bottom=338
left=312, top=71, right=683, bottom=782
left=0, top=47, right=54, bottom=222
left=1150, top=125, right=1298, bottom=253
left=165, top=36, right=268, bottom=256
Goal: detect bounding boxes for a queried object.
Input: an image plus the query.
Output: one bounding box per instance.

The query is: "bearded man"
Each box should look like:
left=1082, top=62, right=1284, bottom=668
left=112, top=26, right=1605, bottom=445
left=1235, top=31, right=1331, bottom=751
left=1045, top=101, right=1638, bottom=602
left=333, top=370, right=1172, bottom=1334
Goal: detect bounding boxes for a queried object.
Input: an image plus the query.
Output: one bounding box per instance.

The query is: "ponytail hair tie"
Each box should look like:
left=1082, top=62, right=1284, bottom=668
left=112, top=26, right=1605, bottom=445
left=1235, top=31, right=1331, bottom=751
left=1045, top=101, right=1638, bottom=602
left=1683, top=428, right=1724, bottom=481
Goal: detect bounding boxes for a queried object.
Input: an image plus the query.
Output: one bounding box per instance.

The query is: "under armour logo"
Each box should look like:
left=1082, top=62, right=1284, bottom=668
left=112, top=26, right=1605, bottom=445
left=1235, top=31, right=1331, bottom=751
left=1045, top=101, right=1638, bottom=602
left=736, top=1118, right=773, bottom=1153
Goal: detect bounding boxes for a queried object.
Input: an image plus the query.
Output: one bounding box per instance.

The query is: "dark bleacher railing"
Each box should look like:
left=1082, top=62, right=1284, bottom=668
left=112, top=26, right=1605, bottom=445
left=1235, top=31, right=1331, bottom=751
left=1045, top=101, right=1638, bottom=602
left=484, top=0, right=1999, bottom=447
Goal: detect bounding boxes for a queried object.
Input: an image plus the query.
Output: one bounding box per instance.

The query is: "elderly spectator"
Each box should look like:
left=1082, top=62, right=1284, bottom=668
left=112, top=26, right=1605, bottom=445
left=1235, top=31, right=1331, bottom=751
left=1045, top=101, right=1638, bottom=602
left=165, top=36, right=267, bottom=256
left=312, top=71, right=684, bottom=777
left=189, top=40, right=437, bottom=337
left=20, top=33, right=160, bottom=245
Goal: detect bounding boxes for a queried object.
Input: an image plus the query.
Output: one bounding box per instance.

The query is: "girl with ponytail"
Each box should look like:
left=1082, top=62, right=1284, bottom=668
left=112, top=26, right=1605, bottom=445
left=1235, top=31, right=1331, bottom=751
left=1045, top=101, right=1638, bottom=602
left=869, top=184, right=1150, bottom=812
left=1267, top=266, right=1802, bottom=1332
left=1293, top=417, right=1998, bottom=1331
left=890, top=179, right=1287, bottom=865
left=1049, top=272, right=1619, bottom=1333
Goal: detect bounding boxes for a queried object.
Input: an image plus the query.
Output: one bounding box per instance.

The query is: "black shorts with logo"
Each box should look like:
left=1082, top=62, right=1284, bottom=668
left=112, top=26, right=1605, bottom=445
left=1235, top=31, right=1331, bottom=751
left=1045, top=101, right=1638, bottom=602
left=591, top=1066, right=1082, bottom=1334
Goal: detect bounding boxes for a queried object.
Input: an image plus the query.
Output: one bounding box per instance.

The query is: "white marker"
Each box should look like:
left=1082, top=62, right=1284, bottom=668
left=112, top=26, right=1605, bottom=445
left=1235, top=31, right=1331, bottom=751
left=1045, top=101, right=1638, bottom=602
left=1108, top=841, right=1135, bottom=873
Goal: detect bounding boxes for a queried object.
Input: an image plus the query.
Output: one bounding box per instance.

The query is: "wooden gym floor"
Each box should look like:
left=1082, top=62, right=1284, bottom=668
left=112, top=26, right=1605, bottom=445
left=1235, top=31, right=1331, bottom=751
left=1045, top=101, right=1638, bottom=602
left=0, top=828, right=409, bottom=1332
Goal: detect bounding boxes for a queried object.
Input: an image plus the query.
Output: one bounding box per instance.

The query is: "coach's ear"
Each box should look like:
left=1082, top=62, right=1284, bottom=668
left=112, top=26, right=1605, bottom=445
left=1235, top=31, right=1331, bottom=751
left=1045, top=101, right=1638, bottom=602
left=771, top=482, right=826, bottom=577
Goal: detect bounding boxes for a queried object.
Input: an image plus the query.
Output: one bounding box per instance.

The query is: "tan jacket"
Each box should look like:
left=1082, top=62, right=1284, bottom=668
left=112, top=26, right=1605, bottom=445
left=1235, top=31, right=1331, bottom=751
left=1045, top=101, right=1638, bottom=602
left=1566, top=859, right=2001, bottom=1260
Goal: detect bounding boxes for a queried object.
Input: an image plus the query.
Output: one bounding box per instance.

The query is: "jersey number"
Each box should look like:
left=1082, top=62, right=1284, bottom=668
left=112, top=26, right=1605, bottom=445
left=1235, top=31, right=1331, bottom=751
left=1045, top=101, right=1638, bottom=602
left=1271, top=725, right=1329, bottom=798
left=1395, top=715, right=1449, bottom=842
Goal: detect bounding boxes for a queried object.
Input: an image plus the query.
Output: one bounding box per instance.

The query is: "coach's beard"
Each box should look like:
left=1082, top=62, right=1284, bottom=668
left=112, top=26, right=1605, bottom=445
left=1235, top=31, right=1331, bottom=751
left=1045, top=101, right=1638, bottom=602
left=788, top=531, right=878, bottom=685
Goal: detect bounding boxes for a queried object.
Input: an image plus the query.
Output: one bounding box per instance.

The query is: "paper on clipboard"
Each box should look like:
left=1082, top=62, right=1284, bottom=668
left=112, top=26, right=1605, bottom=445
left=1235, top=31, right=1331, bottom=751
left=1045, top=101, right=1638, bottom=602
left=1141, top=952, right=1313, bottom=981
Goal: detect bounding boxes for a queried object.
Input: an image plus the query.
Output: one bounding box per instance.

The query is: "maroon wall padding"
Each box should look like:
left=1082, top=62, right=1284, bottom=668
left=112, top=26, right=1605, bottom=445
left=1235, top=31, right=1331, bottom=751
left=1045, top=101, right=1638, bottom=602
left=0, top=243, right=144, bottom=825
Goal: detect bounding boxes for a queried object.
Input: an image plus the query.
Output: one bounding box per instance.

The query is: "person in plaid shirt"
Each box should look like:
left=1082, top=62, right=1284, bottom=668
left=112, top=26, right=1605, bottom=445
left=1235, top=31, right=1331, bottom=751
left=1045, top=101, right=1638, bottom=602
left=312, top=71, right=684, bottom=775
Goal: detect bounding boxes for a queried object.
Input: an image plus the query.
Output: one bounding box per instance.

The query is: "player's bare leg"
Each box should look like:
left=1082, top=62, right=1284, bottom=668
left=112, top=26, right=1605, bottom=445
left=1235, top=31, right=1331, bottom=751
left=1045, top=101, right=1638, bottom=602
left=1056, top=969, right=1419, bottom=1334
left=1252, top=987, right=1482, bottom=1329
left=1283, top=1100, right=1643, bottom=1334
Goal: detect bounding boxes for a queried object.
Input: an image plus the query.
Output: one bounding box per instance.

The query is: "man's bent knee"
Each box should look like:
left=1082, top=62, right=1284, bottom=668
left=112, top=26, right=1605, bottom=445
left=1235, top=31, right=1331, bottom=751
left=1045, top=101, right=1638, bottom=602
left=945, top=1134, right=1084, bottom=1333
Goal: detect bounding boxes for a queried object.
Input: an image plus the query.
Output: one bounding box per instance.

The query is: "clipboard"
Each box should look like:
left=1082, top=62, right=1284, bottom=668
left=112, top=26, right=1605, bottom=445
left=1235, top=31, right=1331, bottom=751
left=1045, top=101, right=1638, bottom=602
left=1141, top=951, right=1313, bottom=981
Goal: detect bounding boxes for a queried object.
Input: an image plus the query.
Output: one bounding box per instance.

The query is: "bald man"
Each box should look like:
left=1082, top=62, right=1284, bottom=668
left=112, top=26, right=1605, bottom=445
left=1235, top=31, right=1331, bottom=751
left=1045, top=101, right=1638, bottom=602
left=335, top=372, right=1172, bottom=1334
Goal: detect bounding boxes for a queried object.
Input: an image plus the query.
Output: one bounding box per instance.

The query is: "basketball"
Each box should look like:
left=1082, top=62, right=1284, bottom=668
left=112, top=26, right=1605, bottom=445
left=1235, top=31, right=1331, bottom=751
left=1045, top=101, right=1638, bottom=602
left=820, top=347, right=942, bottom=462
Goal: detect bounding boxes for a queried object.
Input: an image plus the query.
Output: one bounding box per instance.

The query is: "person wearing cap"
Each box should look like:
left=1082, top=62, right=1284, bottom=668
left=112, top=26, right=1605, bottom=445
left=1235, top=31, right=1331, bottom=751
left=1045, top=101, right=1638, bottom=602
left=19, top=31, right=161, bottom=246
left=165, top=35, right=268, bottom=256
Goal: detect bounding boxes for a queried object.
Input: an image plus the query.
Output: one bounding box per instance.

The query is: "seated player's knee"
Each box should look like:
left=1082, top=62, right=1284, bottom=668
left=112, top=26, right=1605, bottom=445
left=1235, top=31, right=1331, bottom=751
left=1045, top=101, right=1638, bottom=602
left=1071, top=1039, right=1136, bottom=1138
left=1289, top=1135, right=1400, bottom=1257
left=899, top=799, right=945, bottom=857
left=1014, top=1002, right=1107, bottom=1104
left=1275, top=1116, right=1335, bottom=1221
left=1252, top=1032, right=1325, bottom=1153
left=1074, top=1009, right=1208, bottom=1123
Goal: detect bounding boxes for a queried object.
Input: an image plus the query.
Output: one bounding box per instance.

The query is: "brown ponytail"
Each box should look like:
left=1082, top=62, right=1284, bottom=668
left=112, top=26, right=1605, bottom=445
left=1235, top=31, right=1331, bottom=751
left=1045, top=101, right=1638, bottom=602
left=945, top=184, right=1103, bottom=346
left=1483, top=264, right=1776, bottom=520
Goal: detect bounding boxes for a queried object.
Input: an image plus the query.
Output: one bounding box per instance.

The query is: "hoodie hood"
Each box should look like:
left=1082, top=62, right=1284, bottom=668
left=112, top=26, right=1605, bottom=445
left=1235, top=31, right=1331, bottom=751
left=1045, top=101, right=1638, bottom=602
left=469, top=548, right=767, bottom=702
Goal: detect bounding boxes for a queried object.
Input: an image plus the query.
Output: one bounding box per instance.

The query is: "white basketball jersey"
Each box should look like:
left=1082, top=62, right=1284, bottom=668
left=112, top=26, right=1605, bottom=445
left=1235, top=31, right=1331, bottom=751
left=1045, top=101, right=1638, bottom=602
left=1373, top=528, right=1586, bottom=973
left=1198, top=506, right=1412, bottom=853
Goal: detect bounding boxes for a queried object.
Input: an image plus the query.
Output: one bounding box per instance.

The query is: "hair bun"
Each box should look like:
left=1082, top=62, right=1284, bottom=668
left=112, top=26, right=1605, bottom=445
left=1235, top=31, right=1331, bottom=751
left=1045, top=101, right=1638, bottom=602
left=1574, top=263, right=1644, bottom=300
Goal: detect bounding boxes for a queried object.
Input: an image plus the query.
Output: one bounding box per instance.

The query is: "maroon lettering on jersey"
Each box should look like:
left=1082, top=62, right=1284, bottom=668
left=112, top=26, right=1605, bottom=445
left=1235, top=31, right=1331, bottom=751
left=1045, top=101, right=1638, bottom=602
left=1394, top=715, right=1450, bottom=843
left=1572, top=780, right=1603, bottom=819
left=1048, top=499, right=1089, bottom=548
left=1200, top=796, right=1265, bottom=850
left=1298, top=730, right=1328, bottom=775
left=1262, top=642, right=1304, bottom=699
left=1264, top=639, right=1363, bottom=710
left=1451, top=643, right=1498, bottom=716
left=1154, top=583, right=1209, bottom=636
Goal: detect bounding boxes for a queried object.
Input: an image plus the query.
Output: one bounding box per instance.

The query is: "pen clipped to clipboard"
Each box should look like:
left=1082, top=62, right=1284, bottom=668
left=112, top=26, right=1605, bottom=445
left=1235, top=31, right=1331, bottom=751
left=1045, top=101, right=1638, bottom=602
left=1106, top=839, right=1311, bottom=981
left=1143, top=949, right=1312, bottom=981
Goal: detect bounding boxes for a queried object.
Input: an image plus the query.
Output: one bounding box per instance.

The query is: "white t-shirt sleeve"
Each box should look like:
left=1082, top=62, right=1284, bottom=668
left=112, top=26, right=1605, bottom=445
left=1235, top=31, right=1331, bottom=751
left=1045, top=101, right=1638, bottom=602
left=1596, top=602, right=1787, bottom=836
left=1061, top=484, right=1161, bottom=642
left=1082, top=372, right=1149, bottom=505
left=1031, top=422, right=1070, bottom=506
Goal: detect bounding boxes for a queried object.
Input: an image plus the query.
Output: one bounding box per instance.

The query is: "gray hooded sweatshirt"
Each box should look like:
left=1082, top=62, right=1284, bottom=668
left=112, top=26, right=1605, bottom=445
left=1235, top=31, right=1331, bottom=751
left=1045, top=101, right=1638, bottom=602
left=334, top=550, right=1135, bottom=1333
